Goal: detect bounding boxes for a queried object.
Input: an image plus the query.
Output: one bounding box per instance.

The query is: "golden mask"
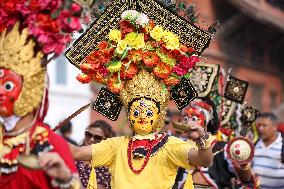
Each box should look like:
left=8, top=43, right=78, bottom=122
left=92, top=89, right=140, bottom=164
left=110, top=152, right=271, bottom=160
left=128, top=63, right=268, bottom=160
left=0, top=23, right=46, bottom=117
left=129, top=98, right=159, bottom=135
left=120, top=70, right=170, bottom=132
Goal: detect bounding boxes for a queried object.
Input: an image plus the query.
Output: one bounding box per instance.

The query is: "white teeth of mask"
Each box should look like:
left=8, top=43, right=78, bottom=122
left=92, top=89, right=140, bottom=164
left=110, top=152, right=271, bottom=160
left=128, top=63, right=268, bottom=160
left=0, top=115, right=21, bottom=131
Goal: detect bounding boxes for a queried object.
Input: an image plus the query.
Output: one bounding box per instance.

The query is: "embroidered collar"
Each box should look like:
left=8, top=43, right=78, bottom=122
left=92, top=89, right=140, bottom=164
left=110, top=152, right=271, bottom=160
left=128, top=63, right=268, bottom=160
left=132, top=133, right=169, bottom=158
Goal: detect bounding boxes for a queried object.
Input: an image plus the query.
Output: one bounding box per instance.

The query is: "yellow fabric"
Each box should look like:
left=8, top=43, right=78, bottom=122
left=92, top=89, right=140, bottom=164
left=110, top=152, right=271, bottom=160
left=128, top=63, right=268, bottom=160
left=91, top=136, right=196, bottom=189
left=182, top=136, right=216, bottom=189
left=183, top=174, right=194, bottom=189
left=87, top=167, right=97, bottom=189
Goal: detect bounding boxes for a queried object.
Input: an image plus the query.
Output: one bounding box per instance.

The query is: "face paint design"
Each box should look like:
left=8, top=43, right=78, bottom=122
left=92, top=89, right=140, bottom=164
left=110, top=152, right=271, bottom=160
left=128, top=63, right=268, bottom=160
left=129, top=98, right=159, bottom=135
left=0, top=69, right=23, bottom=117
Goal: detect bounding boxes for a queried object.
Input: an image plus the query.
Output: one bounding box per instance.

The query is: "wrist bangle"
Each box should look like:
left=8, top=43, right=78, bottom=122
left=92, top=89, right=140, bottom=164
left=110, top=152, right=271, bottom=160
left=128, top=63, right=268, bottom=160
left=51, top=173, right=79, bottom=189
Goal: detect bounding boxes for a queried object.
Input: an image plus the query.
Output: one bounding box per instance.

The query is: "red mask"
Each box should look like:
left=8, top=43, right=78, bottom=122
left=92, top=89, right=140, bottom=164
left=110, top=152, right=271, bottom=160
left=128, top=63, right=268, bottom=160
left=0, top=68, right=22, bottom=117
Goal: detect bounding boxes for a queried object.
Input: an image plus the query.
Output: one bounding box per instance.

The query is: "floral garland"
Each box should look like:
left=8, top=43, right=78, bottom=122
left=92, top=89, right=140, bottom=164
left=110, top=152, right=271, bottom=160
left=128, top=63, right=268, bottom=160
left=77, top=10, right=200, bottom=93
left=0, top=0, right=82, bottom=55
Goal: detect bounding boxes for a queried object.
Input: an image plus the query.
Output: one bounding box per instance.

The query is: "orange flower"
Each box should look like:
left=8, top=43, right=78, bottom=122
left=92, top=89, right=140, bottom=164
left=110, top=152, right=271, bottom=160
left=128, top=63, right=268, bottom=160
left=79, top=63, right=95, bottom=74
left=180, top=45, right=196, bottom=54
left=93, top=71, right=107, bottom=84
left=98, top=41, right=108, bottom=50
left=76, top=74, right=92, bottom=84
left=142, top=51, right=160, bottom=67
left=120, top=63, right=138, bottom=80
left=153, top=62, right=172, bottom=79
left=128, top=49, right=143, bottom=64
left=164, top=75, right=180, bottom=86
left=108, top=75, right=124, bottom=94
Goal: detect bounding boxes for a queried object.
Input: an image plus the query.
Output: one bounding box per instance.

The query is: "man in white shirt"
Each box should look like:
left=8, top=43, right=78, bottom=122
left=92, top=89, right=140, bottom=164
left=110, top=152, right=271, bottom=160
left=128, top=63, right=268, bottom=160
left=253, top=112, right=284, bottom=189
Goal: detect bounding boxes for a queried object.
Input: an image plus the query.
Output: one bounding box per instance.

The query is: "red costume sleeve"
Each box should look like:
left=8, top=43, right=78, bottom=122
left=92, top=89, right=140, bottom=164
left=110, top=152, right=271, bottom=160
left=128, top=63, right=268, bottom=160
left=45, top=126, right=78, bottom=173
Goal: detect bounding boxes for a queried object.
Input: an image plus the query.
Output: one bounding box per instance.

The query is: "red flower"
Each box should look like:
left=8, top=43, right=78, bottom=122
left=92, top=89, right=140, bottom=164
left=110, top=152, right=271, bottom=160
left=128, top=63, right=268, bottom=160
left=119, top=19, right=135, bottom=38
left=173, top=65, right=187, bottom=76
left=98, top=66, right=109, bottom=77
left=86, top=48, right=114, bottom=67
left=179, top=56, right=199, bottom=69
left=79, top=63, right=96, bottom=74
left=108, top=75, right=124, bottom=94
left=93, top=71, right=107, bottom=84
left=180, top=45, right=196, bottom=54
left=142, top=52, right=160, bottom=67
left=144, top=33, right=151, bottom=42
left=187, top=47, right=196, bottom=53
left=180, top=45, right=188, bottom=53
left=120, top=64, right=138, bottom=80
left=170, top=49, right=182, bottom=60
left=37, top=14, right=60, bottom=33
left=164, top=75, right=180, bottom=86
left=0, top=0, right=21, bottom=13
left=76, top=74, right=92, bottom=84
left=128, top=49, right=143, bottom=64
left=153, top=62, right=172, bottom=79
left=86, top=52, right=101, bottom=67
left=149, top=20, right=155, bottom=29
left=98, top=41, right=108, bottom=50
left=160, top=43, right=170, bottom=54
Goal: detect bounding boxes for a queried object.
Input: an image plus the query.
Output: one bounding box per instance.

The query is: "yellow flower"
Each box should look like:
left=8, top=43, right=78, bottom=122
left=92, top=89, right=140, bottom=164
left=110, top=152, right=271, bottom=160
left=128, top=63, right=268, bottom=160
left=133, top=33, right=145, bottom=49
left=124, top=32, right=145, bottom=50
left=116, top=40, right=128, bottom=54
left=107, top=61, right=122, bottom=73
left=150, top=25, right=164, bottom=41
left=162, top=31, right=180, bottom=50
left=109, top=29, right=121, bottom=43
left=166, top=36, right=180, bottom=50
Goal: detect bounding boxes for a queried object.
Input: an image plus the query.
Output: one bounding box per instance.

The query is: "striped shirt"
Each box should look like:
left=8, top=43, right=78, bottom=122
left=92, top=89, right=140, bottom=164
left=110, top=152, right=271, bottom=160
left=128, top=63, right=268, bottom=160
left=252, top=133, right=284, bottom=189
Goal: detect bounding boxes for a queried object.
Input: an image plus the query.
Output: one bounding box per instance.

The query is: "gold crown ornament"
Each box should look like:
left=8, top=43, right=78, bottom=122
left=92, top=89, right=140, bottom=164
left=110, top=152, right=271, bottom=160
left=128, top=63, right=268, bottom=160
left=119, top=70, right=170, bottom=131
left=0, top=23, right=46, bottom=117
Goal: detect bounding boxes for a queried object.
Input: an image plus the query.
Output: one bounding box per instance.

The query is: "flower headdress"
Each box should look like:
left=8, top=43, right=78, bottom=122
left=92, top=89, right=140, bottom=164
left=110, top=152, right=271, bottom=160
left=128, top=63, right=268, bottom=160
left=0, top=0, right=83, bottom=118
left=67, top=0, right=212, bottom=131
left=76, top=10, right=200, bottom=93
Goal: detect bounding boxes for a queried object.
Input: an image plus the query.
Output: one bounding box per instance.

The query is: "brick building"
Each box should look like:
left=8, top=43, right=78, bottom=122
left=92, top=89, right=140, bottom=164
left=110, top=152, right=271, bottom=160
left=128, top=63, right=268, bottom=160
left=90, top=0, right=284, bottom=133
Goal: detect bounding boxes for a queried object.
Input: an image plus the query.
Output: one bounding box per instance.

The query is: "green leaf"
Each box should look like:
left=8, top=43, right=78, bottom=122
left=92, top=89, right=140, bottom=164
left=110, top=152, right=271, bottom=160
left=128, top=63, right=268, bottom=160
left=183, top=73, right=191, bottom=79
left=121, top=49, right=129, bottom=60
left=156, top=50, right=176, bottom=67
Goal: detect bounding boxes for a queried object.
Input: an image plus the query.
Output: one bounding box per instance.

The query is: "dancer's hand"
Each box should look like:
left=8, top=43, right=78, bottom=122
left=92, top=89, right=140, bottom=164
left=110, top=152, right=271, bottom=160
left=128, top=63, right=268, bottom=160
left=187, top=125, right=206, bottom=140
left=39, top=152, right=72, bottom=182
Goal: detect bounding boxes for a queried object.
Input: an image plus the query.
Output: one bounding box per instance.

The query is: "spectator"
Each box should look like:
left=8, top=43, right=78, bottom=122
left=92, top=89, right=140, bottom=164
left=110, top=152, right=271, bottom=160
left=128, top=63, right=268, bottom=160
left=59, top=121, right=78, bottom=146
left=76, top=120, right=113, bottom=189
left=253, top=112, right=284, bottom=189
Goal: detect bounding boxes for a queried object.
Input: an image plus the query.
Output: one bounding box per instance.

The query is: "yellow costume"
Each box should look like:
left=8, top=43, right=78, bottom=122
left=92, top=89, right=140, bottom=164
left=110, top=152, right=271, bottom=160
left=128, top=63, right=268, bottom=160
left=66, top=1, right=213, bottom=188
left=89, top=136, right=196, bottom=189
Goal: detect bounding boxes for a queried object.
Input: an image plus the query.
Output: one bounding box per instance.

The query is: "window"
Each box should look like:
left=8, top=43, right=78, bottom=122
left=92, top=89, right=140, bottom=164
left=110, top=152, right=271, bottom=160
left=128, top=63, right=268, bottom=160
left=55, top=56, right=67, bottom=85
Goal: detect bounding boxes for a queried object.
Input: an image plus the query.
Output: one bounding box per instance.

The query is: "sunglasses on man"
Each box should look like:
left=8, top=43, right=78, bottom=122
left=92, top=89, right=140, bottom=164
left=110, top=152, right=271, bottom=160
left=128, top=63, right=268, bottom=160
left=85, top=130, right=106, bottom=141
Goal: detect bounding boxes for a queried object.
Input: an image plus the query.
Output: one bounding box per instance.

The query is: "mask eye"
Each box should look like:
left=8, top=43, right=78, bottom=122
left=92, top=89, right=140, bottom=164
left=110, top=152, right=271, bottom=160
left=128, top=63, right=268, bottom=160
left=133, top=109, right=140, bottom=118
left=183, top=116, right=189, bottom=123
left=146, top=109, right=153, bottom=117
left=4, top=81, right=15, bottom=92
left=191, top=116, right=198, bottom=122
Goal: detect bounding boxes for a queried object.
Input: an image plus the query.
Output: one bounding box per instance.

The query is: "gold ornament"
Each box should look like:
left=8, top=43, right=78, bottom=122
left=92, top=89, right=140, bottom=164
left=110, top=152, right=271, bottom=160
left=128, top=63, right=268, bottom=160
left=119, top=70, right=170, bottom=131
left=0, top=22, right=46, bottom=117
